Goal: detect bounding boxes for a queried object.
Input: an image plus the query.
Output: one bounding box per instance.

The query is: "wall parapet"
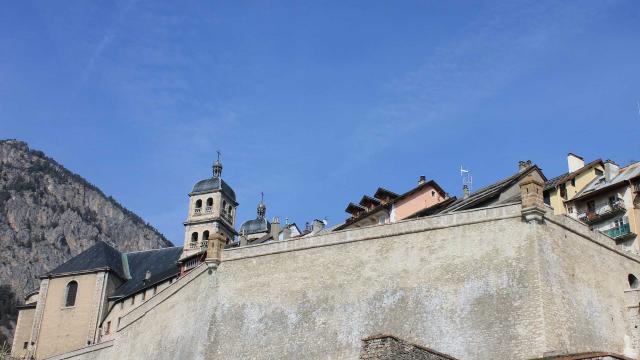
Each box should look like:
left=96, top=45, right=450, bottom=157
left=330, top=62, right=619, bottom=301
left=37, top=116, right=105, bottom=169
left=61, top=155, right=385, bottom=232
left=44, top=340, right=113, bottom=360
left=224, top=203, right=523, bottom=261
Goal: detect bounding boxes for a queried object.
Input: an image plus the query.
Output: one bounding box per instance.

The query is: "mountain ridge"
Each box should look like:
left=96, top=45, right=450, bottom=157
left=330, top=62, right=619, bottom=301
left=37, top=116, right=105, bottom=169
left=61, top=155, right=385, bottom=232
left=0, top=139, right=172, bottom=346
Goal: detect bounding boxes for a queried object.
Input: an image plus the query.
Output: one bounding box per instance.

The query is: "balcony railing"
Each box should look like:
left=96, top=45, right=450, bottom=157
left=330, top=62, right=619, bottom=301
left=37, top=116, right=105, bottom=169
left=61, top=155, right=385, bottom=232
left=222, top=211, right=233, bottom=224
left=577, top=200, right=626, bottom=224
left=605, top=223, right=635, bottom=240
left=189, top=242, right=197, bottom=249
left=200, top=240, right=208, bottom=250
left=205, top=206, right=212, bottom=213
left=193, top=208, right=202, bottom=216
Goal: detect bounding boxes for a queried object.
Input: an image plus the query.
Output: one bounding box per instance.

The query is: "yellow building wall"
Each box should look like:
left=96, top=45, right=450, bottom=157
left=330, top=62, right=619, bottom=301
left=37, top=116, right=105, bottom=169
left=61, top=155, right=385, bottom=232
left=549, top=165, right=604, bottom=215
left=34, top=272, right=102, bottom=359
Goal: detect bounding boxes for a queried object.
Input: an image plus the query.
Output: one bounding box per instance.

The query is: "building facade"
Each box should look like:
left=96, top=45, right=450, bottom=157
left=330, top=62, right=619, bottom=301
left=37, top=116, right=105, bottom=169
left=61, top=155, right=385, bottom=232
left=544, top=153, right=604, bottom=215
left=564, top=161, right=640, bottom=254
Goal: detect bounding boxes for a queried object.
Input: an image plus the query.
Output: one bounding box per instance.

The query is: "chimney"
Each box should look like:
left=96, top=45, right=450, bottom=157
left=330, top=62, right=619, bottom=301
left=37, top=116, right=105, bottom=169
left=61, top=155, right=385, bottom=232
left=567, top=153, right=584, bottom=173
left=519, top=172, right=545, bottom=223
left=239, top=229, right=247, bottom=246
left=604, top=160, right=619, bottom=182
left=283, top=225, right=291, bottom=240
left=518, top=160, right=532, bottom=172
left=270, top=217, right=280, bottom=241
left=311, top=219, right=326, bottom=234
left=418, top=175, right=426, bottom=185
left=463, top=184, right=470, bottom=199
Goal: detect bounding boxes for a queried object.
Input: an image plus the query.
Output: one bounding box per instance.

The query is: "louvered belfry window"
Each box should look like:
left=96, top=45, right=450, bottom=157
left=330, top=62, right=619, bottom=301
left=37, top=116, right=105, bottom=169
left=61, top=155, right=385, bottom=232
left=65, top=281, right=78, bottom=307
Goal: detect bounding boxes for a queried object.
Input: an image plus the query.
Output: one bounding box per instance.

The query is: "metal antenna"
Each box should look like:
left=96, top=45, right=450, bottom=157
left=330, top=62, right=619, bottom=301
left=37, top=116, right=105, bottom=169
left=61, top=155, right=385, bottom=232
left=460, top=165, right=472, bottom=192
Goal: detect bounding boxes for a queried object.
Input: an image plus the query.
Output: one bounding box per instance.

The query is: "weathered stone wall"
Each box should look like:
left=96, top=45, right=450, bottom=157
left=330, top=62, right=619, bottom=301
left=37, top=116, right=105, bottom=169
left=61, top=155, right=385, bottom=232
left=538, top=214, right=640, bottom=358
left=54, top=204, right=640, bottom=360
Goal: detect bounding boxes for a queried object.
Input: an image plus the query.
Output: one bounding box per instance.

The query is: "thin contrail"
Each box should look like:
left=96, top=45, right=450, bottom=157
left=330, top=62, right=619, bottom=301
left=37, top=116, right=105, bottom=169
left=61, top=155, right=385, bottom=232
left=80, top=0, right=138, bottom=84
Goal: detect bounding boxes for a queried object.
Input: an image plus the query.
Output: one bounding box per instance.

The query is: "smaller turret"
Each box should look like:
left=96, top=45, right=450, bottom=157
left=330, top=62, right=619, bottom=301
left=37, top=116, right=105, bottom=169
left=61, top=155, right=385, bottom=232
left=213, top=150, right=223, bottom=178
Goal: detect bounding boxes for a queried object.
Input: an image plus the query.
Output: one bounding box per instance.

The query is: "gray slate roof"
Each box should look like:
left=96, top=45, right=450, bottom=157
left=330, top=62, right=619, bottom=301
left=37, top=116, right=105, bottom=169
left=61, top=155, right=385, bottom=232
left=45, top=241, right=127, bottom=280
left=436, top=165, right=545, bottom=214
left=190, top=177, right=236, bottom=201
left=44, top=240, right=182, bottom=301
left=111, top=247, right=182, bottom=299
left=573, top=162, right=640, bottom=200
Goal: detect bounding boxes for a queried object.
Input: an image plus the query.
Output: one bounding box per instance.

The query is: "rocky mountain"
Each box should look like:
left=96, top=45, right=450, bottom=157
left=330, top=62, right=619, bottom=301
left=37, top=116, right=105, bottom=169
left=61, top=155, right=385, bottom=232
left=0, top=139, right=172, bottom=347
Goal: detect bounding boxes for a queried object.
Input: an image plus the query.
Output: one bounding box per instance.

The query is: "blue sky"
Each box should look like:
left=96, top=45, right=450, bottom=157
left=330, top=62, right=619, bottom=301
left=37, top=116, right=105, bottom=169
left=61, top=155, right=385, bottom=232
left=1, top=1, right=639, bottom=244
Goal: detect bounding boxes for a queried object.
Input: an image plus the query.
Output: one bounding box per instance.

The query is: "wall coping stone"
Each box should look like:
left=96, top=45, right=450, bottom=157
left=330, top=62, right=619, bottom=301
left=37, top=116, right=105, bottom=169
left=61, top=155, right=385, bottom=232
left=44, top=340, right=113, bottom=360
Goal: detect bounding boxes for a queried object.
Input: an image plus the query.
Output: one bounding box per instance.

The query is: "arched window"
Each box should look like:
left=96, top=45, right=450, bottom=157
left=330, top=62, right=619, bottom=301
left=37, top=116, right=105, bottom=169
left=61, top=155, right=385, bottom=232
left=629, top=274, right=638, bottom=289
left=223, top=200, right=227, bottom=214
left=206, top=198, right=213, bottom=207
left=65, top=281, right=78, bottom=307
left=228, top=206, right=233, bottom=216
left=203, top=231, right=210, bottom=240
left=195, top=199, right=202, bottom=208
left=191, top=232, right=198, bottom=242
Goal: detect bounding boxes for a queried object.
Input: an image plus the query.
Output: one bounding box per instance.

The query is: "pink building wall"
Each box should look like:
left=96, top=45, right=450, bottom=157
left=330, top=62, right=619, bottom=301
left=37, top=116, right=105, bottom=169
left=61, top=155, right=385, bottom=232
left=394, top=185, right=445, bottom=221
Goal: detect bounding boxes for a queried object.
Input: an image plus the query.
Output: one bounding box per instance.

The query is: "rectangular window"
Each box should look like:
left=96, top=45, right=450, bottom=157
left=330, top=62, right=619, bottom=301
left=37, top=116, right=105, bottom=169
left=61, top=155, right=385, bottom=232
left=117, top=317, right=121, bottom=328
left=105, top=321, right=111, bottom=334
left=567, top=205, right=574, bottom=214
left=131, top=296, right=135, bottom=306
left=23, top=342, right=28, bottom=349
left=559, top=184, right=567, bottom=199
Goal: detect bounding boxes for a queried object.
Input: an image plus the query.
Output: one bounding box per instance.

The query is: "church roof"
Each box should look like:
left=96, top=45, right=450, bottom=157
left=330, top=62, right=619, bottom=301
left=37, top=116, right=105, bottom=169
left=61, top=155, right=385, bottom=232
left=44, top=241, right=127, bottom=280
left=190, top=177, right=236, bottom=201
left=111, top=247, right=182, bottom=299
left=42, top=240, right=182, bottom=301
left=239, top=217, right=271, bottom=235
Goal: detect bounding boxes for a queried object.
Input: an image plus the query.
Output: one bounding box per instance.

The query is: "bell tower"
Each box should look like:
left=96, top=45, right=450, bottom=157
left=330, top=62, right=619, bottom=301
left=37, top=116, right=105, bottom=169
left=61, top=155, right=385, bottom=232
left=179, top=152, right=238, bottom=269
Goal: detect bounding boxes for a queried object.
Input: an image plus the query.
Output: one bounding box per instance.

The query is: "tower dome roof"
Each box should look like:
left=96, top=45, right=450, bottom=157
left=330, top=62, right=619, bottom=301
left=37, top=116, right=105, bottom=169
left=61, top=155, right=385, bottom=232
left=239, top=218, right=271, bottom=235
left=190, top=177, right=236, bottom=201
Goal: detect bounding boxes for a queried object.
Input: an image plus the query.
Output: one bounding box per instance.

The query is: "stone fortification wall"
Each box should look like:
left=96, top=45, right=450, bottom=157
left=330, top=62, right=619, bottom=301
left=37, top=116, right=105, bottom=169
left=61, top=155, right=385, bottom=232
left=54, top=204, right=640, bottom=360
left=537, top=214, right=640, bottom=358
